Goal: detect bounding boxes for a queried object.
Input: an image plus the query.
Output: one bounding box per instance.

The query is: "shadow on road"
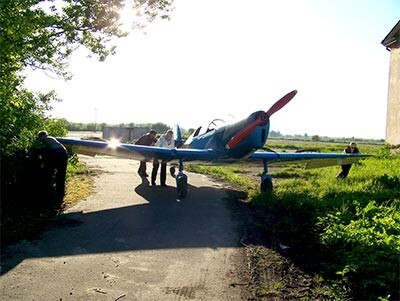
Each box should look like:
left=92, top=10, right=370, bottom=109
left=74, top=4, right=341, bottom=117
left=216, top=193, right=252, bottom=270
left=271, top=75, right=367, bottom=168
left=1, top=182, right=240, bottom=275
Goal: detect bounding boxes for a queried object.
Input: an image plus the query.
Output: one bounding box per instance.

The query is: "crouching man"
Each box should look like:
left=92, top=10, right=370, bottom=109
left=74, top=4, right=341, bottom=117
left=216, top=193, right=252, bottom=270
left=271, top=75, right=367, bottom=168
left=37, top=131, right=68, bottom=203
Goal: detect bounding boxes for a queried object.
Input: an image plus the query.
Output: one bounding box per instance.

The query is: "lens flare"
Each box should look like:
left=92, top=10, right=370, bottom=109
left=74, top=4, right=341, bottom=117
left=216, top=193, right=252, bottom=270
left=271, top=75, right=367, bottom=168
left=108, top=138, right=121, bottom=149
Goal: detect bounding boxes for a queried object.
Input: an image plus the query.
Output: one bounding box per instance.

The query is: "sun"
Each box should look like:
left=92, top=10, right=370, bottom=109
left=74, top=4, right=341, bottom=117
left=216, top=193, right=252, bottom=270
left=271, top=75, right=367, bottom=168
left=118, top=0, right=144, bottom=32
left=108, top=138, right=121, bottom=149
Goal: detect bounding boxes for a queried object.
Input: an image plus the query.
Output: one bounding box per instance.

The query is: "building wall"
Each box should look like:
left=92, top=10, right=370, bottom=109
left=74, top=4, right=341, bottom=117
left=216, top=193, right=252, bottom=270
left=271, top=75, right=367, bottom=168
left=386, top=46, right=400, bottom=145
left=102, top=127, right=147, bottom=142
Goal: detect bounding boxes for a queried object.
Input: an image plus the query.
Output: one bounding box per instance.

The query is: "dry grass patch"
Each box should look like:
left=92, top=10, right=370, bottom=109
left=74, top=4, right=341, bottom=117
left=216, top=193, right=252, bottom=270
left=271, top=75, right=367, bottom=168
left=62, top=174, right=94, bottom=209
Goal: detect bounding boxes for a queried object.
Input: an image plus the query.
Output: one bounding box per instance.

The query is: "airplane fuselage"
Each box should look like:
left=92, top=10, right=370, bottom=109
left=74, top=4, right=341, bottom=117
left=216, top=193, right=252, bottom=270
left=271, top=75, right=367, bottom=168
left=185, top=111, right=271, bottom=159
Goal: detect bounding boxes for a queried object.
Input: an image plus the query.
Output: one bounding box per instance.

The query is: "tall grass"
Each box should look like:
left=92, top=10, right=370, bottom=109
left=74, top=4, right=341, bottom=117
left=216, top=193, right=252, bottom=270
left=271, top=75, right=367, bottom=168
left=188, top=144, right=400, bottom=300
left=263, top=152, right=399, bottom=299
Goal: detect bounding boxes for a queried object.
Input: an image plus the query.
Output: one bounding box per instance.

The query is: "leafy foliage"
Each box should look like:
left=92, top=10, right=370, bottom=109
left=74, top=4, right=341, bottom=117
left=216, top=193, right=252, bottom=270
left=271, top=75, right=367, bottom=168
left=189, top=142, right=400, bottom=300
left=1, top=0, right=173, bottom=153
left=43, top=118, right=68, bottom=137
left=319, top=200, right=400, bottom=299
left=255, top=149, right=400, bottom=300
left=66, top=153, right=90, bottom=180
left=0, top=88, right=57, bottom=155
left=1, top=0, right=172, bottom=79
left=1, top=0, right=173, bottom=209
left=65, top=121, right=172, bottom=133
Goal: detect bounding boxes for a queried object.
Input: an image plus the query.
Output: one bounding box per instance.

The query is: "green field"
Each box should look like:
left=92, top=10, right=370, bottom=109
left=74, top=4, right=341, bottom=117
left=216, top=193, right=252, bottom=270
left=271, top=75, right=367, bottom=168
left=187, top=140, right=400, bottom=300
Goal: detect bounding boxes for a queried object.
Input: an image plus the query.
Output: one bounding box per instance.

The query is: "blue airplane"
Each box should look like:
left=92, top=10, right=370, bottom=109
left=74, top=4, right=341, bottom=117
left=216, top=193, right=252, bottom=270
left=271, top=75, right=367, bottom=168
left=58, top=90, right=370, bottom=198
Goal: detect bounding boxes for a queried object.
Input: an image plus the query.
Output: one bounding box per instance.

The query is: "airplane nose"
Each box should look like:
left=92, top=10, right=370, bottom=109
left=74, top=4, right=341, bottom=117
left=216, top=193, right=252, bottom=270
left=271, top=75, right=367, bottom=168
left=226, top=90, right=297, bottom=149
left=226, top=112, right=269, bottom=150
left=259, top=111, right=268, bottom=122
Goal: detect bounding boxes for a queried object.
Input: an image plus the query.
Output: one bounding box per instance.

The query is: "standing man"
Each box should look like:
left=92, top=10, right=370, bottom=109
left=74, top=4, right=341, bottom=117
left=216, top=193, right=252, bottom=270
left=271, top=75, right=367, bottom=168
left=152, top=130, right=175, bottom=186
left=135, top=130, right=157, bottom=177
left=37, top=130, right=68, bottom=203
left=336, top=141, right=360, bottom=178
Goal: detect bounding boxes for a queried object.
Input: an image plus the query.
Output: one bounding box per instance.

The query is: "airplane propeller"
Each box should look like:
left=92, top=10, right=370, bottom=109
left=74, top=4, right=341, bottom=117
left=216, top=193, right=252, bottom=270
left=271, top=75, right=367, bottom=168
left=226, top=90, right=297, bottom=149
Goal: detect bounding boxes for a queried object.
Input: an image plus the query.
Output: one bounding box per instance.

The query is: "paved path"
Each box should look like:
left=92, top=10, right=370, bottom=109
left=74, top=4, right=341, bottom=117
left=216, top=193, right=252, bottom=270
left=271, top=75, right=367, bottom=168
left=0, top=156, right=245, bottom=300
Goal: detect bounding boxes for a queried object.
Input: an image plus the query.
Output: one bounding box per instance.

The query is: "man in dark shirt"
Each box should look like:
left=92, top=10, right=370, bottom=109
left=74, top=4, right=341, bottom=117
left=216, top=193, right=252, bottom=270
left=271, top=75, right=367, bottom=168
left=336, top=141, right=360, bottom=178
left=37, top=130, right=68, bottom=203
left=135, top=130, right=157, bottom=177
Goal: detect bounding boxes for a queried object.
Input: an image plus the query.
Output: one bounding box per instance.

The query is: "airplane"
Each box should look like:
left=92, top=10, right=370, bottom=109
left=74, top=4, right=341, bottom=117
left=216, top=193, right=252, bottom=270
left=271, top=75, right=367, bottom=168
left=57, top=90, right=371, bottom=198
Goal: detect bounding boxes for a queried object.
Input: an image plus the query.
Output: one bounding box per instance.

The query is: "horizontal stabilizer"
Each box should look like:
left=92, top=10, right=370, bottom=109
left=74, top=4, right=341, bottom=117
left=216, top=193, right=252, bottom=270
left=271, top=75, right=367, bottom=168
left=249, top=151, right=372, bottom=168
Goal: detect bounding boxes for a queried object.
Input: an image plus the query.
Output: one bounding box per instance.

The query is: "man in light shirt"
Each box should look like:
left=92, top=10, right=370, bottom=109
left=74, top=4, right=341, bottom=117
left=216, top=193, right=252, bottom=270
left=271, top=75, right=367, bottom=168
left=151, top=130, right=174, bottom=186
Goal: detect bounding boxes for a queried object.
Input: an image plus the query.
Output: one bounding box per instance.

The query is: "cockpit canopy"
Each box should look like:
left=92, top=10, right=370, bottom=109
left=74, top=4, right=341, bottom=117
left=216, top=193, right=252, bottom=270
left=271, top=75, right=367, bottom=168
left=185, top=119, right=226, bottom=145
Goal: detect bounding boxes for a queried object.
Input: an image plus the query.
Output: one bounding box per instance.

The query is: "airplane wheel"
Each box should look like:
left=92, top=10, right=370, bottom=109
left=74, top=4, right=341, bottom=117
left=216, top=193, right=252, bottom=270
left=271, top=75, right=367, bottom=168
left=176, top=173, right=188, bottom=198
left=261, top=174, right=273, bottom=192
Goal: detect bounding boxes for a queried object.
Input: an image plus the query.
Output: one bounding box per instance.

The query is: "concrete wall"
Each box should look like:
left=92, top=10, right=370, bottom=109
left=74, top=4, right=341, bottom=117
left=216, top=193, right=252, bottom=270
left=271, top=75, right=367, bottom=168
left=102, top=127, right=147, bottom=143
left=386, top=45, right=400, bottom=145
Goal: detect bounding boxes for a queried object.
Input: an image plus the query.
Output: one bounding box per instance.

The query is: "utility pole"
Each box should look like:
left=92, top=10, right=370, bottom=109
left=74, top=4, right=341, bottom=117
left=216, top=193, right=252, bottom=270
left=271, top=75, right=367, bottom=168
left=94, top=107, right=98, bottom=132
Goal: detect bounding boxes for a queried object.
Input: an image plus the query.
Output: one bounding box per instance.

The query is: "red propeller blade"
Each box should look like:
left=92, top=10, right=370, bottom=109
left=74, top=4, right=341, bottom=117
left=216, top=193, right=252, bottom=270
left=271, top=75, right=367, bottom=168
left=226, top=118, right=263, bottom=149
left=226, top=90, right=297, bottom=149
left=266, top=90, right=297, bottom=117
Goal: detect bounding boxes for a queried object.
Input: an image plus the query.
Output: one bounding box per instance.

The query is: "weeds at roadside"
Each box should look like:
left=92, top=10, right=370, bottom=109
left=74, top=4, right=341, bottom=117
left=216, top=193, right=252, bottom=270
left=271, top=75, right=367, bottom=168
left=189, top=143, right=400, bottom=300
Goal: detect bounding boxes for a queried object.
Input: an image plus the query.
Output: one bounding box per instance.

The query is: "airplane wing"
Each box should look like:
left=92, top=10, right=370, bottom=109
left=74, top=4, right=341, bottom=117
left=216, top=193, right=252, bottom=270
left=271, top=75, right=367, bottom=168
left=57, top=138, right=219, bottom=162
left=58, top=138, right=371, bottom=169
left=249, top=151, right=372, bottom=169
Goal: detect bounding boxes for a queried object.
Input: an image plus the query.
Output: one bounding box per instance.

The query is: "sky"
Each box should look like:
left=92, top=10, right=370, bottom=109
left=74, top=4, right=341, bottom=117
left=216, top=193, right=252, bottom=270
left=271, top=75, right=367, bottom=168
left=25, top=0, right=399, bottom=139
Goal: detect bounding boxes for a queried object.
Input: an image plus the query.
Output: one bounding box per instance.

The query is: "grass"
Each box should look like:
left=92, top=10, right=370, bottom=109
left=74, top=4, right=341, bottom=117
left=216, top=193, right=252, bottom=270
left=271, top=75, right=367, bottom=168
left=59, top=156, right=95, bottom=211
left=187, top=142, right=400, bottom=300
left=186, top=164, right=256, bottom=191
left=63, top=154, right=94, bottom=209
left=265, top=138, right=383, bottom=154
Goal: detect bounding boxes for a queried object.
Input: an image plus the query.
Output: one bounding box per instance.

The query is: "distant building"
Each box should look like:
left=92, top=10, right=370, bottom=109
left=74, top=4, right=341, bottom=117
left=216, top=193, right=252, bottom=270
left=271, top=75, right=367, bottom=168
left=381, top=20, right=400, bottom=145
left=102, top=126, right=147, bottom=143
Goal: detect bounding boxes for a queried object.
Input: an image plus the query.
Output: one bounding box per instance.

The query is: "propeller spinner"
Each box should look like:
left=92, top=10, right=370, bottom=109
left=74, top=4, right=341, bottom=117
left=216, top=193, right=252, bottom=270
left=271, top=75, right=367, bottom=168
left=226, top=90, right=297, bottom=149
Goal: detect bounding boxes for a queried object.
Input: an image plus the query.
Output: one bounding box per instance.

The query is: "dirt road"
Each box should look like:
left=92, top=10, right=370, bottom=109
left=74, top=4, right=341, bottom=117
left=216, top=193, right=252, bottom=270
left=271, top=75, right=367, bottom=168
left=0, top=156, right=247, bottom=300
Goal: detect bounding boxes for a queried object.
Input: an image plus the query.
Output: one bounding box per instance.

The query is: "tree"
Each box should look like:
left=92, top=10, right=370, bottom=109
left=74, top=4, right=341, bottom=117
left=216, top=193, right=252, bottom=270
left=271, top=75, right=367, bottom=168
left=311, top=135, right=320, bottom=142
left=150, top=122, right=170, bottom=134
left=1, top=0, right=173, bottom=79
left=184, top=128, right=195, bottom=138
left=0, top=0, right=173, bottom=204
left=270, top=130, right=283, bottom=138
left=0, top=0, right=173, bottom=154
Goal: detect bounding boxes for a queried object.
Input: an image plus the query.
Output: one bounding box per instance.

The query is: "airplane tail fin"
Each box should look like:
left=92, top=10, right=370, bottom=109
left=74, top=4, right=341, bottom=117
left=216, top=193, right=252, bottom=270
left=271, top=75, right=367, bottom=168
left=174, top=124, right=184, bottom=148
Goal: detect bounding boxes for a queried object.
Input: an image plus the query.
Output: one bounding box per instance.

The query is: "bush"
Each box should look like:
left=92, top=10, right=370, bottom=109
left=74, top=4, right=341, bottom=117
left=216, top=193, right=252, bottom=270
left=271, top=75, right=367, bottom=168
left=1, top=117, right=68, bottom=207
left=319, top=200, right=400, bottom=300
left=249, top=146, right=400, bottom=300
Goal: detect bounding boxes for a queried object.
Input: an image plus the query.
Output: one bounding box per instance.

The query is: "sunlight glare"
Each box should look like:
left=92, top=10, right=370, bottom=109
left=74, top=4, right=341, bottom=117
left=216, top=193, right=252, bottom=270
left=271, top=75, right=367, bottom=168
left=119, top=0, right=144, bottom=31
left=108, top=138, right=121, bottom=149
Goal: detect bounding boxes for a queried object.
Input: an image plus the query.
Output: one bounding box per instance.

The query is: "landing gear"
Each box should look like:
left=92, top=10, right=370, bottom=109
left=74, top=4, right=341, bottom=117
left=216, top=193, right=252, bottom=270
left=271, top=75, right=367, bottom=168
left=261, top=159, right=273, bottom=192
left=261, top=173, right=273, bottom=191
left=176, top=159, right=188, bottom=198
left=176, top=172, right=188, bottom=198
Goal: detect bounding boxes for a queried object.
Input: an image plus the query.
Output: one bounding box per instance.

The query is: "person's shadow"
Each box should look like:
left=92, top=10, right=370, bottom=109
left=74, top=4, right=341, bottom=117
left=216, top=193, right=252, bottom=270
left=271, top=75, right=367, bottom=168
left=1, top=179, right=240, bottom=275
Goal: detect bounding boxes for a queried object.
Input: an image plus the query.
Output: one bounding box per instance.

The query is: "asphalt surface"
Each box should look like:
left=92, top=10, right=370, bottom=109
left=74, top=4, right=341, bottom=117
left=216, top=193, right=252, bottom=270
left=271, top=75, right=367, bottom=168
left=0, top=156, right=245, bottom=300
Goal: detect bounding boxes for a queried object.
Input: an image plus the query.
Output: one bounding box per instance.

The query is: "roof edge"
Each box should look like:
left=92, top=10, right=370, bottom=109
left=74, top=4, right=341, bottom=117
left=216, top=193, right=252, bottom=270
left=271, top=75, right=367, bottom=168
left=381, top=20, right=400, bottom=47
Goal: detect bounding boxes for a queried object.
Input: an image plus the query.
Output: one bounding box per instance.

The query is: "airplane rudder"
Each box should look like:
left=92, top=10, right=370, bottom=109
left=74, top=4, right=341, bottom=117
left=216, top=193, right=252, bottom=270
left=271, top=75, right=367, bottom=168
left=174, top=124, right=184, bottom=148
